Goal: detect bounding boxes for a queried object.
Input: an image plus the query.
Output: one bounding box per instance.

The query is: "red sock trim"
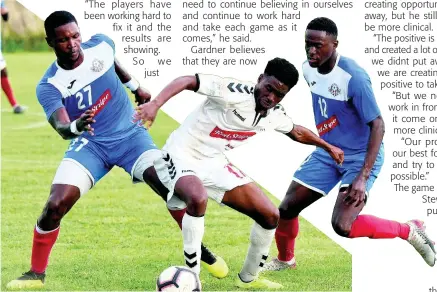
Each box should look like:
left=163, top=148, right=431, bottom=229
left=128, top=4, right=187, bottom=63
left=349, top=215, right=410, bottom=240
left=1, top=76, right=18, bottom=107
left=31, top=226, right=60, bottom=274
left=275, top=217, right=299, bottom=262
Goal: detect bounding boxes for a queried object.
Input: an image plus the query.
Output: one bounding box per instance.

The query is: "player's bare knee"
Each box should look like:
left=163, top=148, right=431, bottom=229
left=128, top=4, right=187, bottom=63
left=186, top=192, right=208, bottom=216
left=278, top=201, right=300, bottom=219
left=331, top=218, right=351, bottom=237
left=258, top=206, right=280, bottom=230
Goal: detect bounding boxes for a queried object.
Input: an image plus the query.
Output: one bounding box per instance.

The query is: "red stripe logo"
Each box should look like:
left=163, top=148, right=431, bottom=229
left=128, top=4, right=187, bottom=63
left=90, top=89, right=112, bottom=115
left=209, top=126, right=256, bottom=141
left=316, top=115, right=339, bottom=136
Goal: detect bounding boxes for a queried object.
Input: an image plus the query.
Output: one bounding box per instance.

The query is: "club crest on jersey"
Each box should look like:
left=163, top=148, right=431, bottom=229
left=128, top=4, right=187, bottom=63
left=91, top=59, right=104, bottom=72
left=328, top=83, right=341, bottom=97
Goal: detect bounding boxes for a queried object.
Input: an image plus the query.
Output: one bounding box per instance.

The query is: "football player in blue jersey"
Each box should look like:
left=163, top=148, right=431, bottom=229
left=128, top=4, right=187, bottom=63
left=264, top=17, right=436, bottom=271
left=6, top=11, right=226, bottom=290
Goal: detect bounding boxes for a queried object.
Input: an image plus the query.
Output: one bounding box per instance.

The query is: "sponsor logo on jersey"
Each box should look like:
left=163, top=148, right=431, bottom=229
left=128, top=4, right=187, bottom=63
left=328, top=83, right=341, bottom=96
left=311, top=81, right=316, bottom=86
left=209, top=126, right=256, bottom=141
left=316, top=115, right=339, bottom=136
left=232, top=109, right=246, bottom=121
left=67, top=79, right=76, bottom=89
left=90, top=89, right=112, bottom=115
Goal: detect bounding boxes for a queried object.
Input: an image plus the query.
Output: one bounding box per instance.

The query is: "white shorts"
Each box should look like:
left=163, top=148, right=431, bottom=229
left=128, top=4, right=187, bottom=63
left=153, top=150, right=253, bottom=210
left=0, top=52, right=6, bottom=70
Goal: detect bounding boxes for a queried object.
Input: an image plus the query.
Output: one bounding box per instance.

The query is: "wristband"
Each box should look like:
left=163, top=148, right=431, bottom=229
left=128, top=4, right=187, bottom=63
left=124, top=79, right=140, bottom=92
left=70, top=120, right=84, bottom=135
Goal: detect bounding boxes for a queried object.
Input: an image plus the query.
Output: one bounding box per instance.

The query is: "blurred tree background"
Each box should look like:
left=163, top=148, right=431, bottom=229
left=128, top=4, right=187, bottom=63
left=1, top=0, right=49, bottom=52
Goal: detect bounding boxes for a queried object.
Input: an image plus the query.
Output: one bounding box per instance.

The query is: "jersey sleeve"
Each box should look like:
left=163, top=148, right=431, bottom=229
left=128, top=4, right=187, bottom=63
left=36, top=83, right=64, bottom=120
left=88, top=34, right=115, bottom=55
left=349, top=73, right=381, bottom=124
left=271, top=104, right=294, bottom=134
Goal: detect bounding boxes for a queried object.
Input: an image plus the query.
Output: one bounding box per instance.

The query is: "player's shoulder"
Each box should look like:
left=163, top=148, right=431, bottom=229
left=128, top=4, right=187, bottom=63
left=37, top=62, right=59, bottom=88
left=337, top=55, right=370, bottom=81
left=81, top=33, right=115, bottom=50
left=197, top=73, right=255, bottom=102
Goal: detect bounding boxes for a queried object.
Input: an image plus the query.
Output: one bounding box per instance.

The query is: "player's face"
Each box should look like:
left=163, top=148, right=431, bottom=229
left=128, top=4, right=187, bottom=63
left=305, top=29, right=337, bottom=68
left=49, top=22, right=82, bottom=63
left=254, top=75, right=289, bottom=110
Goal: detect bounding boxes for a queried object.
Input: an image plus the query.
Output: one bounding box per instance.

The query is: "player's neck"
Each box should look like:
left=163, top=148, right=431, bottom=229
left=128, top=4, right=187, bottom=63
left=57, top=51, right=84, bottom=70
left=317, top=52, right=338, bottom=75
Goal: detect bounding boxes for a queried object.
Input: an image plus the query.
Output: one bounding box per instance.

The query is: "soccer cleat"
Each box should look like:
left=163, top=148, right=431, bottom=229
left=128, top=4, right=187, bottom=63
left=236, top=274, right=283, bottom=289
left=262, top=257, right=296, bottom=271
left=13, top=105, right=26, bottom=114
left=6, top=270, right=45, bottom=290
left=406, top=220, right=436, bottom=267
left=201, top=244, right=229, bottom=278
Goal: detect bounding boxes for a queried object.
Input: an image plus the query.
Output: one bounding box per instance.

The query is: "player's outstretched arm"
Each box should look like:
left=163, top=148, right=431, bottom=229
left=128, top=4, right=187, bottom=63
left=134, top=76, right=197, bottom=126
left=286, top=125, right=344, bottom=165
left=48, top=108, right=95, bottom=139
left=115, top=58, right=151, bottom=105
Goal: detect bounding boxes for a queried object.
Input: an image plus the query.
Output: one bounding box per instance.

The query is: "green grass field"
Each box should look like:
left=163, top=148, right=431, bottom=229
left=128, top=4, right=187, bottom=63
left=1, top=52, right=351, bottom=291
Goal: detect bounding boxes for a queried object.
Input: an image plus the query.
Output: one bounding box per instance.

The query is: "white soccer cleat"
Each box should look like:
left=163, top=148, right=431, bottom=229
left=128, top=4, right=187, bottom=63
left=406, top=220, right=436, bottom=267
left=262, top=257, right=296, bottom=271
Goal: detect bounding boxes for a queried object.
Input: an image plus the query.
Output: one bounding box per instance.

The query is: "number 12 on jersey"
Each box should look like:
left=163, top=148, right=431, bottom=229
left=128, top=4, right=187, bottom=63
left=76, top=85, right=92, bottom=110
left=318, top=97, right=328, bottom=118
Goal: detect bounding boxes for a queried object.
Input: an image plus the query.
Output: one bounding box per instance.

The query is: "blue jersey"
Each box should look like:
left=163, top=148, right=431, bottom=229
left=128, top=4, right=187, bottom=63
left=302, top=55, right=383, bottom=157
left=37, top=34, right=139, bottom=143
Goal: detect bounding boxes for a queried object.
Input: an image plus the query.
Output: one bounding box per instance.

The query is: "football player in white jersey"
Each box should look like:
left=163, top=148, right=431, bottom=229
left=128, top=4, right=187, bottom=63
left=135, top=58, right=344, bottom=289
left=264, top=17, right=436, bottom=272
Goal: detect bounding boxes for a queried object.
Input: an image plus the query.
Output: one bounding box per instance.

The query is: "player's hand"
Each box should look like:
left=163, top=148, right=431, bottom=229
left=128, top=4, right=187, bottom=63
left=134, top=87, right=151, bottom=106
left=133, top=100, right=159, bottom=129
left=343, top=175, right=366, bottom=207
left=327, top=145, right=344, bottom=165
left=76, top=109, right=96, bottom=136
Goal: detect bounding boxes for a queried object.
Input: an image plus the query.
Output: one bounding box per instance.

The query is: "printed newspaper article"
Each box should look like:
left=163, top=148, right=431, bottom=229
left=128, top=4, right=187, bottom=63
left=1, top=0, right=436, bottom=291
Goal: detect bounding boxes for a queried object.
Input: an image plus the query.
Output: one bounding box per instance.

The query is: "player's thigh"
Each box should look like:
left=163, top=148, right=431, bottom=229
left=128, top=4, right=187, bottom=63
left=153, top=150, right=208, bottom=212
left=292, top=153, right=341, bottom=197
left=339, top=153, right=384, bottom=201
left=63, top=137, right=111, bottom=188
left=221, top=181, right=279, bottom=229
left=116, top=129, right=161, bottom=182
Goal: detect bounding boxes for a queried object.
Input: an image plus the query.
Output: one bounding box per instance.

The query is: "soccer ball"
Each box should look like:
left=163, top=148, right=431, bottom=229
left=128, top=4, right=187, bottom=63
left=156, top=266, right=201, bottom=292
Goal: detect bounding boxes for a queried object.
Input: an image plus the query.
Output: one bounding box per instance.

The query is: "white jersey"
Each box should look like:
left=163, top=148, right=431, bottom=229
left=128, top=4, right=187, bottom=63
left=164, top=73, right=295, bottom=161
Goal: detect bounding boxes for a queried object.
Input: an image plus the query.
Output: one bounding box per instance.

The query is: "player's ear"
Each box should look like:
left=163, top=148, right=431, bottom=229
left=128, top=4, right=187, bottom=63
left=333, top=39, right=338, bottom=49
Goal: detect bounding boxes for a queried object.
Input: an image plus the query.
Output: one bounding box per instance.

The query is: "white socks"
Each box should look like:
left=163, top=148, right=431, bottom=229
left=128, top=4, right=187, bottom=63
left=182, top=213, right=205, bottom=275
left=239, top=222, right=276, bottom=282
